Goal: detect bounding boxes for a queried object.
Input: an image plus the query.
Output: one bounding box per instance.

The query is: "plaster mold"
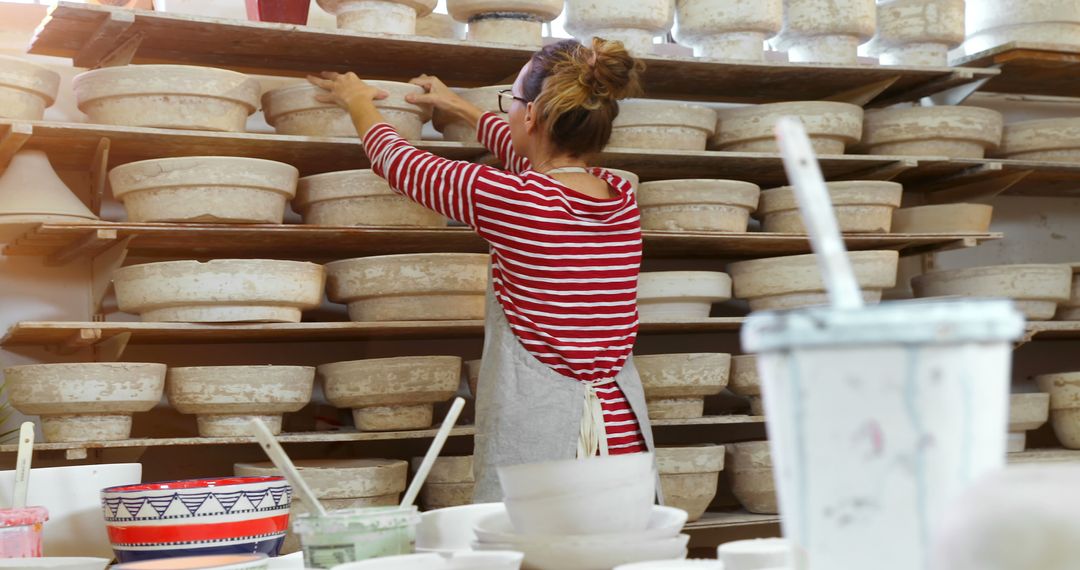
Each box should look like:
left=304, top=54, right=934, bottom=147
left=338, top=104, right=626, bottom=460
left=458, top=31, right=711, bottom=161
left=564, top=0, right=676, bottom=55
left=636, top=353, right=731, bottom=420
left=637, top=271, right=732, bottom=320
left=113, top=259, right=325, bottom=323
left=320, top=356, right=462, bottom=431
left=109, top=157, right=299, bottom=224
left=609, top=100, right=718, bottom=151
left=772, top=0, right=876, bottom=63
left=638, top=179, right=760, bottom=233
left=4, top=363, right=166, bottom=443
left=0, top=55, right=60, bottom=120
left=656, top=445, right=725, bottom=522
left=912, top=264, right=1071, bottom=321
left=316, top=0, right=438, bottom=34
left=73, top=65, right=260, bottom=132
left=712, top=102, right=864, bottom=155
left=758, top=181, right=902, bottom=234
left=673, top=0, right=782, bottom=61
left=167, top=365, right=315, bottom=436
left=861, top=106, right=1004, bottom=159
left=263, top=81, right=427, bottom=140
left=729, top=251, right=899, bottom=311
left=295, top=169, right=446, bottom=227
left=325, top=253, right=488, bottom=321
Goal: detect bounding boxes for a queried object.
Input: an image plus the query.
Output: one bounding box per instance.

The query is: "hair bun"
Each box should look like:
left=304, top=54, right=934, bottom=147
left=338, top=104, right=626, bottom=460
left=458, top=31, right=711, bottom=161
left=579, top=37, right=645, bottom=103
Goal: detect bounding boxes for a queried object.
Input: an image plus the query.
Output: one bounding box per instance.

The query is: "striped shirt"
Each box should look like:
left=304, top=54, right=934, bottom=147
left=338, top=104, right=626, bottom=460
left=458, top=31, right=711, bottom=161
left=363, top=112, right=646, bottom=454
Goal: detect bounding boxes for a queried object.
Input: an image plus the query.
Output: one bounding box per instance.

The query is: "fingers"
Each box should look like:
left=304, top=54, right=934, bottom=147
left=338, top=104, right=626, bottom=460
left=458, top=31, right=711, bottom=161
left=405, top=92, right=434, bottom=105
left=307, top=75, right=333, bottom=90
left=313, top=92, right=335, bottom=104
left=409, top=76, right=434, bottom=92
left=320, top=71, right=340, bottom=80
left=373, top=89, right=390, bottom=101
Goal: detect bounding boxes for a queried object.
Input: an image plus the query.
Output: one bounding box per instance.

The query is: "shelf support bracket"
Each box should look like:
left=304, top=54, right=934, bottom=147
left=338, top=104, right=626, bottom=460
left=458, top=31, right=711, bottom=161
left=824, top=76, right=901, bottom=107
left=56, top=328, right=102, bottom=356
left=47, top=228, right=118, bottom=267
left=94, top=332, right=132, bottom=363
left=927, top=169, right=1033, bottom=204
left=89, top=138, right=111, bottom=217
left=839, top=158, right=919, bottom=181
left=0, top=122, right=32, bottom=171
left=920, top=69, right=999, bottom=107
left=90, top=236, right=132, bottom=320
left=75, top=11, right=140, bottom=68
left=65, top=448, right=89, bottom=461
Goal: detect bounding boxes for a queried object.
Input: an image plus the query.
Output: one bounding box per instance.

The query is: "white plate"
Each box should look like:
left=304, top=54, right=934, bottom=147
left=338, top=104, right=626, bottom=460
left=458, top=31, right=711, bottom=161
left=474, top=505, right=687, bottom=545
left=473, top=535, right=690, bottom=570
left=416, top=502, right=506, bottom=553
left=0, top=558, right=109, bottom=570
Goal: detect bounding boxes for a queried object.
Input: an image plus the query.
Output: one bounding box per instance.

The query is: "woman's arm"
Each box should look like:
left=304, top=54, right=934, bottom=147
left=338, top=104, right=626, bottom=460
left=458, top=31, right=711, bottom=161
left=308, top=72, right=490, bottom=228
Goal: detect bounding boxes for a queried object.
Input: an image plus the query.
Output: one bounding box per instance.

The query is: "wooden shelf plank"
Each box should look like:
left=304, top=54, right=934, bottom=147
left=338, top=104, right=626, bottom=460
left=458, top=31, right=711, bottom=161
left=8, top=119, right=923, bottom=185
left=0, top=319, right=747, bottom=348
left=897, top=157, right=1080, bottom=198
left=1008, top=448, right=1080, bottom=465
left=1024, top=322, right=1080, bottom=341
left=685, top=510, right=780, bottom=530
left=1, top=222, right=1002, bottom=262
left=953, top=42, right=1080, bottom=98
left=33, top=2, right=996, bottom=105
left=0, top=416, right=762, bottom=454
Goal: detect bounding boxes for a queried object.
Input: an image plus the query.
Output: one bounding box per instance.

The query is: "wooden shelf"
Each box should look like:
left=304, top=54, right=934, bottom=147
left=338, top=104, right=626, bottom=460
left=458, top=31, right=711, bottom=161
left=0, top=319, right=747, bottom=350
left=685, top=510, right=780, bottom=531
left=954, top=42, right=1080, bottom=98
left=0, top=416, right=763, bottom=458
left=1, top=222, right=1001, bottom=264
left=1023, top=321, right=1080, bottom=343
left=33, top=2, right=997, bottom=106
left=1008, top=448, right=1080, bottom=465
left=0, top=119, right=914, bottom=185
left=11, top=119, right=1080, bottom=198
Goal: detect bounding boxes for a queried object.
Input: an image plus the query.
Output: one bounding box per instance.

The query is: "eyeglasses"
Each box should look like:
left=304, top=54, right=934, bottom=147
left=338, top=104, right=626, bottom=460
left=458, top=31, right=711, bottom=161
left=498, top=89, right=529, bottom=113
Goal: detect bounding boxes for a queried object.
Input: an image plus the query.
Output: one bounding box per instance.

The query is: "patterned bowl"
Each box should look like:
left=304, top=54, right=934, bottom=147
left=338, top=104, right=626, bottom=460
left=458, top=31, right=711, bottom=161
left=101, top=477, right=291, bottom=563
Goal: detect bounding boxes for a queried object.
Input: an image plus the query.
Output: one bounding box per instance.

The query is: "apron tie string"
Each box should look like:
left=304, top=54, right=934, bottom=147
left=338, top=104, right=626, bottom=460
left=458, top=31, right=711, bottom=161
left=577, top=379, right=613, bottom=459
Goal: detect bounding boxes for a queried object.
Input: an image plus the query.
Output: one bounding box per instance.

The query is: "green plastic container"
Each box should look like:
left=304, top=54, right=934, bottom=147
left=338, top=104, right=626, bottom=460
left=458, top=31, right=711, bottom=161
left=293, top=506, right=421, bottom=569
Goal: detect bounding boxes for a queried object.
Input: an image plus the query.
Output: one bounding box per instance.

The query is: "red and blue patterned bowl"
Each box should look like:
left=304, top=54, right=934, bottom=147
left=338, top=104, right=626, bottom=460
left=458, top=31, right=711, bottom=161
left=101, top=476, right=291, bottom=563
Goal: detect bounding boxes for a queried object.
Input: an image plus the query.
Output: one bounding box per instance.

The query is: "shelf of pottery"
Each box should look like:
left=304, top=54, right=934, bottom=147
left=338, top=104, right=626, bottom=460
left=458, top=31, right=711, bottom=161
left=5, top=0, right=1080, bottom=542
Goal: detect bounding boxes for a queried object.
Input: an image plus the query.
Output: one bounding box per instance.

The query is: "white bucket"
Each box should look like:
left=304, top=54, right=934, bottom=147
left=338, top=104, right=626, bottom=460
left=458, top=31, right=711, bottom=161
left=741, top=298, right=1025, bottom=570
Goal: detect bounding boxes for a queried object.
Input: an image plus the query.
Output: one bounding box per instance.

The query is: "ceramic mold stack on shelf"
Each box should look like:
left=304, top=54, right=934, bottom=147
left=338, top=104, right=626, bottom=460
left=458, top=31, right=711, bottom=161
left=9, top=1, right=1080, bottom=554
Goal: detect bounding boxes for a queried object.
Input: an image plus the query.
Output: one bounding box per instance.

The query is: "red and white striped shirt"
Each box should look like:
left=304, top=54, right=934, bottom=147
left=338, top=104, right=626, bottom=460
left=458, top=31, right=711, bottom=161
left=363, top=112, right=646, bottom=454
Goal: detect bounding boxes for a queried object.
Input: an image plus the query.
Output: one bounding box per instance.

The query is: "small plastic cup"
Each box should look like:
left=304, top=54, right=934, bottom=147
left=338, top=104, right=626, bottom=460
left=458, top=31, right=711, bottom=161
left=0, top=506, right=48, bottom=557
left=294, top=506, right=421, bottom=569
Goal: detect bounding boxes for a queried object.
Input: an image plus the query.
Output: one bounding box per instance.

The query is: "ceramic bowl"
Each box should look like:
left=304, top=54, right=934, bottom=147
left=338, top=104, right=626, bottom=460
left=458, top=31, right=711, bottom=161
left=101, top=477, right=291, bottom=563
left=0, top=463, right=141, bottom=558
left=0, top=559, right=110, bottom=570
left=331, top=551, right=523, bottom=569
left=415, top=502, right=506, bottom=553
left=497, top=453, right=654, bottom=500
left=615, top=561, right=725, bottom=569
left=474, top=534, right=689, bottom=570
left=112, top=554, right=269, bottom=569
left=717, top=537, right=791, bottom=570
left=474, top=504, right=687, bottom=545
left=503, top=477, right=654, bottom=535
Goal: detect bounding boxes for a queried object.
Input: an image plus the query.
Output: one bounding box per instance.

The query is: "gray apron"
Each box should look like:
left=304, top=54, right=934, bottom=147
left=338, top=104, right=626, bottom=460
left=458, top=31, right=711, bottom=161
left=472, top=270, right=659, bottom=503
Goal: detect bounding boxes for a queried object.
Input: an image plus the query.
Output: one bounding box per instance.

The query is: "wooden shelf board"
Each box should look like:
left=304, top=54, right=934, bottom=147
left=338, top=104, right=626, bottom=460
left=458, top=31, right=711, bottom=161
left=33, top=2, right=996, bottom=105
left=6, top=119, right=923, bottom=185
left=1024, top=321, right=1080, bottom=341
left=896, top=157, right=1080, bottom=198
left=684, top=510, right=780, bottom=530
left=1008, top=448, right=1080, bottom=465
left=0, top=318, right=747, bottom=348
left=2, top=222, right=1001, bottom=263
left=0, top=416, right=761, bottom=454
left=953, top=42, right=1080, bottom=98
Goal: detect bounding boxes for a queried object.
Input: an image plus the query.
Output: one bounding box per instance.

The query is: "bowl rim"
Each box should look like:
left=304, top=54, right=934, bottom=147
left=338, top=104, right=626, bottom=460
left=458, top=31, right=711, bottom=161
left=102, top=475, right=285, bottom=494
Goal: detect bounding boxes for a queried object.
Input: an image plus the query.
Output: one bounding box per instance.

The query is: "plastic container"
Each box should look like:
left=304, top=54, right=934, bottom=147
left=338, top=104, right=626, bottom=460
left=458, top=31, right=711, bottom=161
left=742, top=298, right=1025, bottom=570
left=0, top=506, right=48, bottom=557
left=294, top=506, right=421, bottom=569
left=245, top=0, right=312, bottom=23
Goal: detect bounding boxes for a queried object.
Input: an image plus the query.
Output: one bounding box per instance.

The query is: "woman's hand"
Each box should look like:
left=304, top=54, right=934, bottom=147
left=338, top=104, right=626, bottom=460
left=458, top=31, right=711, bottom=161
left=408, top=74, right=483, bottom=132
left=307, top=71, right=387, bottom=110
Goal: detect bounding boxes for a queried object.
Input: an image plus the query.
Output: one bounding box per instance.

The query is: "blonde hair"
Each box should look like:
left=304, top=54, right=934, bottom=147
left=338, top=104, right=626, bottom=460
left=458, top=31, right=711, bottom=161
left=521, top=38, right=645, bottom=156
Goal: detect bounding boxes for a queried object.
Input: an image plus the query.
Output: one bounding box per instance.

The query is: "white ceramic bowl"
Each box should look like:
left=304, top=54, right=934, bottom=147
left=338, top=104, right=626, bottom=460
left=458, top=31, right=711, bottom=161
left=0, top=463, right=141, bottom=558
left=416, top=502, right=506, bottom=553
left=504, top=477, right=655, bottom=535
left=331, top=551, right=523, bottom=570
left=0, top=560, right=109, bottom=570
left=497, top=453, right=654, bottom=499
left=474, top=534, right=690, bottom=570
left=475, top=505, right=687, bottom=545
left=615, top=561, right=725, bottom=569
left=717, top=537, right=791, bottom=570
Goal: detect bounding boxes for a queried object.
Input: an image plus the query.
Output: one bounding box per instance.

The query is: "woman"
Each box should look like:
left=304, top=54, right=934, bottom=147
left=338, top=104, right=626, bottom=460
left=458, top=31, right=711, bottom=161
left=310, top=38, right=655, bottom=502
